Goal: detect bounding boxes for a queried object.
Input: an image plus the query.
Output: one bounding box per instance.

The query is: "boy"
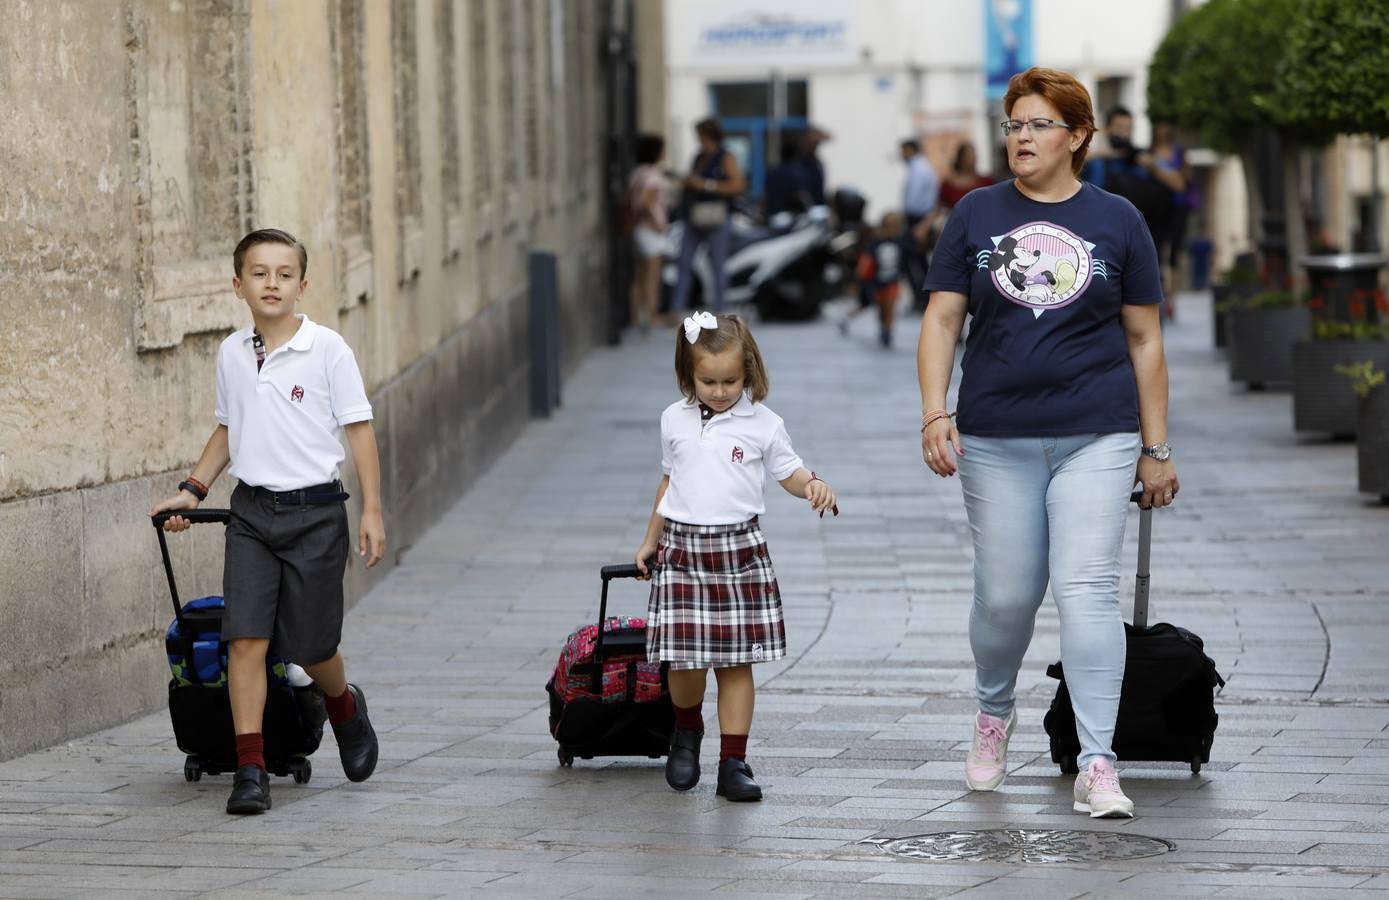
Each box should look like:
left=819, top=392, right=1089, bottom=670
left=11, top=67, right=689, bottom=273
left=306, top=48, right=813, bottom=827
left=151, top=228, right=385, bottom=815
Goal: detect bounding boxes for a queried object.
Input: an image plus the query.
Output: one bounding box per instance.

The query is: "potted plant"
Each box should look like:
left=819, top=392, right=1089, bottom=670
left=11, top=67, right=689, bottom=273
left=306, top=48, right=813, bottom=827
left=1292, top=289, right=1389, bottom=437
left=1210, top=261, right=1262, bottom=349
left=1337, top=361, right=1389, bottom=501
left=1222, top=289, right=1312, bottom=389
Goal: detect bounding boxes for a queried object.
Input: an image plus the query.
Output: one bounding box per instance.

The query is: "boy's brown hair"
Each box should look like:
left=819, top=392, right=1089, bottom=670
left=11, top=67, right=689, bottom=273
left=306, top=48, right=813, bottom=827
left=879, top=211, right=905, bottom=239
left=233, top=228, right=309, bottom=278
left=675, top=313, right=770, bottom=404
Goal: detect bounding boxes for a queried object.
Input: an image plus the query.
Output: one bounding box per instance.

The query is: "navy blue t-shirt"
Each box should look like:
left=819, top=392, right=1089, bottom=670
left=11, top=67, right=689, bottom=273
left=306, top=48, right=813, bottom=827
left=923, top=180, right=1163, bottom=437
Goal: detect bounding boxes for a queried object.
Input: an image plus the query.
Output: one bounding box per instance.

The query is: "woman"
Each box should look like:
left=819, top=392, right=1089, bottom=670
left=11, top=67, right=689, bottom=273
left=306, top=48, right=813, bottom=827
left=922, top=141, right=996, bottom=261
left=628, top=134, right=669, bottom=332
left=939, top=142, right=996, bottom=212
left=916, top=67, right=1179, bottom=818
left=1151, top=120, right=1195, bottom=307
left=671, top=118, right=746, bottom=313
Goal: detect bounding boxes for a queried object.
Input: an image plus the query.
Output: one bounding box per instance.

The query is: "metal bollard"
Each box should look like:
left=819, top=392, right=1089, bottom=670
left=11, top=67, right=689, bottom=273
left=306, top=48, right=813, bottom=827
left=529, top=250, right=561, bottom=417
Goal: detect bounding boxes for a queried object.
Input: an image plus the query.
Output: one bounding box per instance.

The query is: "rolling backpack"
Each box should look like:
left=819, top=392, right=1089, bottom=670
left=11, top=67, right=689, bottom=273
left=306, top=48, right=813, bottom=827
left=546, top=564, right=674, bottom=767
left=1043, top=494, right=1225, bottom=774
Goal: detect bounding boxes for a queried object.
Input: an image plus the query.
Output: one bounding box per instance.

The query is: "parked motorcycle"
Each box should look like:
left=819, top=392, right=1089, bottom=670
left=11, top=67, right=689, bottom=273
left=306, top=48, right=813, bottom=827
left=661, top=200, right=845, bottom=322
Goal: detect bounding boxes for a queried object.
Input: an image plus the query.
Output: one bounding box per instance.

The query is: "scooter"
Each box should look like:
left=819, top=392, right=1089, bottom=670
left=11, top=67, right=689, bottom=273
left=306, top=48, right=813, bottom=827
left=661, top=200, right=845, bottom=322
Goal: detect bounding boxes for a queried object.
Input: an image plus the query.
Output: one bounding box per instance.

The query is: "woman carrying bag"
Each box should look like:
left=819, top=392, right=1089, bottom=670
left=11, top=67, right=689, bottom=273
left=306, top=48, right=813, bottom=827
left=671, top=118, right=746, bottom=313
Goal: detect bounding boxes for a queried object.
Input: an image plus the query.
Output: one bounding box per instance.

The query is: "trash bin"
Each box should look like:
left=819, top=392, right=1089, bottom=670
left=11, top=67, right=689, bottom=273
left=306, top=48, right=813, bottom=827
left=1299, top=253, right=1386, bottom=324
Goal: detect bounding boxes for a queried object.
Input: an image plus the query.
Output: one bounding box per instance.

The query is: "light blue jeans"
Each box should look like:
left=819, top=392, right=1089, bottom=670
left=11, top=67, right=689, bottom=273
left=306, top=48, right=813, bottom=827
left=671, top=219, right=730, bottom=312
left=957, top=432, right=1141, bottom=769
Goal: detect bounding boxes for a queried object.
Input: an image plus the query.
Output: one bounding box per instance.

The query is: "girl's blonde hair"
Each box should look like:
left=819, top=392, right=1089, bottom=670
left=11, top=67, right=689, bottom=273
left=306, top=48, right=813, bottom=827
left=674, top=313, right=770, bottom=403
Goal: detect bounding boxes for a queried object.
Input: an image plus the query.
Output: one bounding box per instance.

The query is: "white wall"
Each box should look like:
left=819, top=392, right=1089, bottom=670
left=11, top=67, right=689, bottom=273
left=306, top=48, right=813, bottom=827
left=663, top=0, right=1175, bottom=216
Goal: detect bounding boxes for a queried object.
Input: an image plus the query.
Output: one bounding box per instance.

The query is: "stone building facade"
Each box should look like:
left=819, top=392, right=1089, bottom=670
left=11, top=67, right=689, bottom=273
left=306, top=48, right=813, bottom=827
left=0, top=0, right=662, bottom=759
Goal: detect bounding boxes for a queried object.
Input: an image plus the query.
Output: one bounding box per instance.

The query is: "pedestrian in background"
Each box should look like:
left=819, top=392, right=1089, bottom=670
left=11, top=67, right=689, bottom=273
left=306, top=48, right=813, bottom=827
left=1085, top=106, right=1185, bottom=306
left=843, top=211, right=906, bottom=348
left=763, top=137, right=813, bottom=218
left=900, top=138, right=939, bottom=308
left=920, top=142, right=996, bottom=274
left=917, top=67, right=1179, bottom=819
left=635, top=312, right=837, bottom=802
left=1151, top=119, right=1196, bottom=301
left=671, top=119, right=747, bottom=313
left=150, top=229, right=385, bottom=815
left=627, top=133, right=669, bottom=332
left=934, top=142, right=996, bottom=229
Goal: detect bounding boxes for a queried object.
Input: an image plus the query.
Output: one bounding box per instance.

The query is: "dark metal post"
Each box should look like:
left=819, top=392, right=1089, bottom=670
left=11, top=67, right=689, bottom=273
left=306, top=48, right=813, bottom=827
left=529, top=249, right=561, bottom=417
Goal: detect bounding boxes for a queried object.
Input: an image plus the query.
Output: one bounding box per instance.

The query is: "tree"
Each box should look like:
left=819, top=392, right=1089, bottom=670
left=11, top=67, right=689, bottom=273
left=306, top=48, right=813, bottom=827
left=1148, top=0, right=1300, bottom=262
left=1263, top=0, right=1389, bottom=256
left=1264, top=0, right=1389, bottom=141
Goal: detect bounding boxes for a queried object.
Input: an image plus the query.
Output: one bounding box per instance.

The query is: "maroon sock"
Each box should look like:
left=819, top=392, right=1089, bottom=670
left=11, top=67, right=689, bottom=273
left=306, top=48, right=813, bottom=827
left=720, top=733, right=748, bottom=763
left=673, top=702, right=704, bottom=732
left=235, top=732, right=265, bottom=770
left=325, top=685, right=357, bottom=726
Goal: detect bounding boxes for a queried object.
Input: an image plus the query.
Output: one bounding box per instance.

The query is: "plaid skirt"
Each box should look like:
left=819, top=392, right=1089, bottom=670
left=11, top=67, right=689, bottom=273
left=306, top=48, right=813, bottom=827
left=646, top=517, right=786, bottom=670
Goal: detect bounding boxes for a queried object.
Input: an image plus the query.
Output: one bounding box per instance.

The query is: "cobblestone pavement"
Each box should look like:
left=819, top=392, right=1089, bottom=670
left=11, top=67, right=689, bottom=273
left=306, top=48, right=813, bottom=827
left=3, top=291, right=1389, bottom=898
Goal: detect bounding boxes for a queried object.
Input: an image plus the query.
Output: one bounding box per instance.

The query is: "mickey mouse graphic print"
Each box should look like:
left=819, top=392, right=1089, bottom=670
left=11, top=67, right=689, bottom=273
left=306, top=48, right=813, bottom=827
left=986, top=222, right=1095, bottom=314
left=925, top=181, right=1164, bottom=437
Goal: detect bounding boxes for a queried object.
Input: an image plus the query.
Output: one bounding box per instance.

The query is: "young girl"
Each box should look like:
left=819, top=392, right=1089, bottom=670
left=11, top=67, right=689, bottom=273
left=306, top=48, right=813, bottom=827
left=635, top=311, right=837, bottom=802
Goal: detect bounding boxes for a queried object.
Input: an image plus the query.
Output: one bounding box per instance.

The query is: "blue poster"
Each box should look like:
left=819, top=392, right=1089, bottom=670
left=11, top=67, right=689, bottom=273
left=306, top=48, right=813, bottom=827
left=985, top=0, right=1033, bottom=100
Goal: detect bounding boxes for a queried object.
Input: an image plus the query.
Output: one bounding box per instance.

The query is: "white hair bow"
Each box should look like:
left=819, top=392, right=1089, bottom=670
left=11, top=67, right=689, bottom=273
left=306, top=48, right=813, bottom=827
left=683, top=310, right=719, bottom=344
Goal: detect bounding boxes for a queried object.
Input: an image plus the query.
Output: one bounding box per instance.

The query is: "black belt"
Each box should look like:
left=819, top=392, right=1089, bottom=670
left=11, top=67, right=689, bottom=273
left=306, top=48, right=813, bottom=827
left=248, top=480, right=349, bottom=506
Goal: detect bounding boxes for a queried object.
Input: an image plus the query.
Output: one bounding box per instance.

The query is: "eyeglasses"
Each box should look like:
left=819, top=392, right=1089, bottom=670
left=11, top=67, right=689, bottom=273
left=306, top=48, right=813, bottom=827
left=1000, top=118, right=1073, bottom=137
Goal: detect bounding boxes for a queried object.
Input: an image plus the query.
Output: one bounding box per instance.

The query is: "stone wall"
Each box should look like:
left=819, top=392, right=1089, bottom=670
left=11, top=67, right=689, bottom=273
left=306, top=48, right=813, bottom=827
left=0, top=0, right=644, bottom=760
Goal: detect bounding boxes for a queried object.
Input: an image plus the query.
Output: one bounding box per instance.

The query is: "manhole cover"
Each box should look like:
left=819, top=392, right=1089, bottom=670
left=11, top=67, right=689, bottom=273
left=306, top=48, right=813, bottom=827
left=864, top=829, right=1174, bottom=864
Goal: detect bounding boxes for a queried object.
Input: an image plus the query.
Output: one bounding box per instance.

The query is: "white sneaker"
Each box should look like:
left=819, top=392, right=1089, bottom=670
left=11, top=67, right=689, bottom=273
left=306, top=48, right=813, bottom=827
left=1073, top=757, right=1134, bottom=818
left=964, top=711, right=1015, bottom=791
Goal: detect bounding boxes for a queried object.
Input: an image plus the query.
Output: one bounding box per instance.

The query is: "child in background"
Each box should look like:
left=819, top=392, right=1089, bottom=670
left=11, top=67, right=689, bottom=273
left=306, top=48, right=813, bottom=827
left=856, top=211, right=906, bottom=347
left=635, top=311, right=837, bottom=802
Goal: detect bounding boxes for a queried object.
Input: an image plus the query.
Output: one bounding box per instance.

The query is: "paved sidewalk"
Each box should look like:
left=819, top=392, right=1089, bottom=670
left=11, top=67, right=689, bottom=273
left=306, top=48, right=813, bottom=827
left=3, top=291, right=1389, bottom=898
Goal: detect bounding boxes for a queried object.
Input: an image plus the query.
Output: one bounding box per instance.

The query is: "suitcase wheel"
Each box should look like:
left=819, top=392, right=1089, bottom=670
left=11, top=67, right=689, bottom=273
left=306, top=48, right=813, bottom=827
left=557, top=748, right=574, bottom=768
left=1058, top=754, right=1079, bottom=776
left=183, top=758, right=202, bottom=783
left=291, top=758, right=312, bottom=784
left=1191, top=756, right=1201, bottom=775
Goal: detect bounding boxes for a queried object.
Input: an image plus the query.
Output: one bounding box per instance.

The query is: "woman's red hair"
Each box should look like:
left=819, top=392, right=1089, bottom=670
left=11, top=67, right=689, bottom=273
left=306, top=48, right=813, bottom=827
left=1003, top=67, right=1095, bottom=176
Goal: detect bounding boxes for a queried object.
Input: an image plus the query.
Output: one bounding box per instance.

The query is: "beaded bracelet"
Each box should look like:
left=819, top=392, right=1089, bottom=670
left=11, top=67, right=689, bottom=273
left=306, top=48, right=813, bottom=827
left=920, top=409, right=957, bottom=432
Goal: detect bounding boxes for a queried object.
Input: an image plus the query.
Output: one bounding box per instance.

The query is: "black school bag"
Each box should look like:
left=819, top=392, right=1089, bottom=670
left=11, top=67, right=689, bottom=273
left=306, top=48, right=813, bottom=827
left=1044, top=622, right=1223, bottom=774
left=1043, top=497, right=1225, bottom=775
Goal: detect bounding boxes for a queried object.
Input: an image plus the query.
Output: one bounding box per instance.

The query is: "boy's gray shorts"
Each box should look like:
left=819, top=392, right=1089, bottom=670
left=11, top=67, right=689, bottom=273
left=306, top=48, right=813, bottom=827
left=222, top=481, right=350, bottom=665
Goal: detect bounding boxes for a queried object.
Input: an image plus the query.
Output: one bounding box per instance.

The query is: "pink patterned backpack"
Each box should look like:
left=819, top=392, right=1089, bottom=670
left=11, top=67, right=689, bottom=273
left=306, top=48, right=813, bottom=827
left=549, top=616, right=665, bottom=705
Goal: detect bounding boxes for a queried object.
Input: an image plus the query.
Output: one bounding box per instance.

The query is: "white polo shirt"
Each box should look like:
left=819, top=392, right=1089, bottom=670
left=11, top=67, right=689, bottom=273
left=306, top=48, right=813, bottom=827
left=657, top=394, right=804, bottom=526
left=215, top=315, right=373, bottom=492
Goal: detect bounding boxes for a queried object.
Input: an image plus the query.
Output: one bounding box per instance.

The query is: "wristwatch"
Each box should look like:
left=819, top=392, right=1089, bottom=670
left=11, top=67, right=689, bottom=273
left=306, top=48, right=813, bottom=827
left=1141, top=441, right=1172, bottom=462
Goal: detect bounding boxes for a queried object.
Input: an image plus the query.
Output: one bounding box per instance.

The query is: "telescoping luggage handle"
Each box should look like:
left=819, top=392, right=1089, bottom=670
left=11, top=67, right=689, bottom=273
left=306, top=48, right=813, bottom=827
left=1129, top=488, right=1153, bottom=630
left=150, top=510, right=231, bottom=632
left=593, top=564, right=644, bottom=664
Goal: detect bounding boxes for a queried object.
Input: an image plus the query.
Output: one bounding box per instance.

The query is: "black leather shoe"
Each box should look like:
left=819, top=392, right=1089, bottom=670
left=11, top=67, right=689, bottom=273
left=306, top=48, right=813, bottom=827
left=226, top=765, right=270, bottom=814
left=331, top=684, right=378, bottom=782
left=665, top=728, right=703, bottom=791
left=716, top=757, right=762, bottom=802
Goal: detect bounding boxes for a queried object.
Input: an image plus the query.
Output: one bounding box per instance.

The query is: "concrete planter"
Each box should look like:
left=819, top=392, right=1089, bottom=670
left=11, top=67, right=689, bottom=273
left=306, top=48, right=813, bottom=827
left=1227, top=306, right=1312, bottom=389
left=1211, top=282, right=1260, bottom=349
left=1291, top=340, right=1389, bottom=437
left=1357, top=387, right=1389, bottom=502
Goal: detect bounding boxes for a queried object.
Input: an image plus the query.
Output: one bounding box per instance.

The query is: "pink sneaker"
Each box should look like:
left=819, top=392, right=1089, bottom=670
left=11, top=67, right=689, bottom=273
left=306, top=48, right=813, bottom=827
left=1073, top=758, right=1134, bottom=818
left=965, top=711, right=1015, bottom=791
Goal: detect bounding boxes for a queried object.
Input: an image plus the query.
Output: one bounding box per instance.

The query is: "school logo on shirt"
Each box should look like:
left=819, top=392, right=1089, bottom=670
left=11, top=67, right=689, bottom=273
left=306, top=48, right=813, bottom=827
left=978, top=221, right=1099, bottom=317
left=290, top=385, right=305, bottom=402
left=731, top=446, right=744, bottom=463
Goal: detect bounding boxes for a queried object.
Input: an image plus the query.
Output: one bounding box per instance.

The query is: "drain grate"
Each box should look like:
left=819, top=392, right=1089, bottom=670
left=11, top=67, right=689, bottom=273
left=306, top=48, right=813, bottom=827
left=864, top=829, right=1174, bottom=864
